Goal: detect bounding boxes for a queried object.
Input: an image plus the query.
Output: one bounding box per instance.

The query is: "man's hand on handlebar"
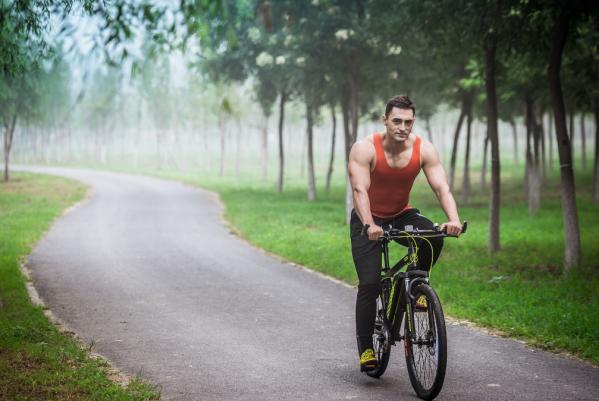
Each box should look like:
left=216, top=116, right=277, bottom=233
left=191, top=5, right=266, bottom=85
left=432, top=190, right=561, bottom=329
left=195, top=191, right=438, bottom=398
left=440, top=220, right=462, bottom=236
left=361, top=223, right=384, bottom=240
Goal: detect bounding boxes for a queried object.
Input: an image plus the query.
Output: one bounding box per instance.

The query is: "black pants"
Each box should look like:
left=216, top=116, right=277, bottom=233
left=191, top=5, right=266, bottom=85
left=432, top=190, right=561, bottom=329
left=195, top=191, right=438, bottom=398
left=350, top=208, right=444, bottom=354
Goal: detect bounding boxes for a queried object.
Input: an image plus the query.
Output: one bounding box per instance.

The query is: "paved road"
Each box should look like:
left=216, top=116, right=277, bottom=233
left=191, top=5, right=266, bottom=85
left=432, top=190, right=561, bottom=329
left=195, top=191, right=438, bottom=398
left=22, top=167, right=598, bottom=401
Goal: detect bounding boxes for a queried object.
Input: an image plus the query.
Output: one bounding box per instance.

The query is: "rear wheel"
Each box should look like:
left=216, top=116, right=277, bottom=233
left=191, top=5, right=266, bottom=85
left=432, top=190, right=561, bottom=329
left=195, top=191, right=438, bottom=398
left=366, top=294, right=391, bottom=378
left=404, top=284, right=447, bottom=400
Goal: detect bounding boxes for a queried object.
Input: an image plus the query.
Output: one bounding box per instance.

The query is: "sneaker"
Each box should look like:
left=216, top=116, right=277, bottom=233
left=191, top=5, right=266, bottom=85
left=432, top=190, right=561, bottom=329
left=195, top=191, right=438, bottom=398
left=415, top=295, right=428, bottom=311
left=360, top=348, right=378, bottom=372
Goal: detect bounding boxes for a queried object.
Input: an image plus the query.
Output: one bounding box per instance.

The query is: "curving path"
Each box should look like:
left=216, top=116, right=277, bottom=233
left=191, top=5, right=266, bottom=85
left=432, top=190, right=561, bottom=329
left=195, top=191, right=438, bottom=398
left=21, top=166, right=599, bottom=401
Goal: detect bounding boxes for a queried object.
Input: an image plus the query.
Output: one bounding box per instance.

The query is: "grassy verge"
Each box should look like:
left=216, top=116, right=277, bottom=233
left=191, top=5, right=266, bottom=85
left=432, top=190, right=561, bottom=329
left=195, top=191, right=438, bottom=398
left=0, top=172, right=159, bottom=401
left=130, top=166, right=598, bottom=365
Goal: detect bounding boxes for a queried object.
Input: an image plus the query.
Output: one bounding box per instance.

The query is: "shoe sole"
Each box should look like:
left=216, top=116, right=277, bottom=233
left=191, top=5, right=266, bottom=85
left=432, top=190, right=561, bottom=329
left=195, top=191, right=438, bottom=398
left=360, top=362, right=378, bottom=372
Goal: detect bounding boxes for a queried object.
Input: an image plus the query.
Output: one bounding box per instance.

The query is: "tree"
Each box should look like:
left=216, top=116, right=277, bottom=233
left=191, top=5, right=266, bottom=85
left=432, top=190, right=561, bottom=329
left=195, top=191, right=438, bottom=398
left=546, top=3, right=581, bottom=269
left=1, top=1, right=58, bottom=180
left=325, top=103, right=337, bottom=194
left=594, top=99, right=599, bottom=203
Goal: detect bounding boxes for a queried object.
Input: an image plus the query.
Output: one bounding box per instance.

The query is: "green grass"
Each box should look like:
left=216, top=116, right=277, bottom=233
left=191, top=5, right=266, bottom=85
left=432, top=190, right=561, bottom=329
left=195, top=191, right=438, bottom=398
left=134, top=165, right=599, bottom=365
left=0, top=172, right=159, bottom=401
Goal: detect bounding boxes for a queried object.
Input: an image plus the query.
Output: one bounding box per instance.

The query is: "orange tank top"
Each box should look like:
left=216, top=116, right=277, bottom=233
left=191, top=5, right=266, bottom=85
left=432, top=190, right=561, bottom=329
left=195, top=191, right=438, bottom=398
left=368, top=133, right=421, bottom=218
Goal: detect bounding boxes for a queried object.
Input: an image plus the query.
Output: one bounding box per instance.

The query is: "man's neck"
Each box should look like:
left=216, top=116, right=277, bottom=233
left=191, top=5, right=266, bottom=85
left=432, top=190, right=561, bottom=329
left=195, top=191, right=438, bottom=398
left=382, top=132, right=412, bottom=154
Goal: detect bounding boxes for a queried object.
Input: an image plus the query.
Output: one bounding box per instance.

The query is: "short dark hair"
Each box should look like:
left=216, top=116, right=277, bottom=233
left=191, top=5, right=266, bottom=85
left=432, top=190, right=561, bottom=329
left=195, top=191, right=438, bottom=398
left=385, top=95, right=415, bottom=118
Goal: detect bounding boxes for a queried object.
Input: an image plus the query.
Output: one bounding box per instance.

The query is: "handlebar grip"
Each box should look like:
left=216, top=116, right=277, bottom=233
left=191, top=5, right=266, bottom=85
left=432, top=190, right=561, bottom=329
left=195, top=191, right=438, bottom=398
left=361, top=224, right=370, bottom=236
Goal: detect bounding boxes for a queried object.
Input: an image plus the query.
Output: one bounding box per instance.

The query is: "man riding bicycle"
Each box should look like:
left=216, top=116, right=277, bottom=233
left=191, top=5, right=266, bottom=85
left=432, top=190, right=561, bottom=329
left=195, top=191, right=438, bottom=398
left=348, top=95, right=462, bottom=372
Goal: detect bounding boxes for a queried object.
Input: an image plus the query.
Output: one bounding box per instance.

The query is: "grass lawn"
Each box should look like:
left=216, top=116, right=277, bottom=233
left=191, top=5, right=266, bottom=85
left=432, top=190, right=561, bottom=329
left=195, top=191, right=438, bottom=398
left=136, top=165, right=599, bottom=365
left=0, top=172, right=159, bottom=401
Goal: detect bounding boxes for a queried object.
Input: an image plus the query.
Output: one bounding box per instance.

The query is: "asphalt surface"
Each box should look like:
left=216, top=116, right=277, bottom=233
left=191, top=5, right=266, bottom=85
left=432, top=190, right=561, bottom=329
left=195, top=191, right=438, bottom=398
left=22, top=166, right=599, bottom=401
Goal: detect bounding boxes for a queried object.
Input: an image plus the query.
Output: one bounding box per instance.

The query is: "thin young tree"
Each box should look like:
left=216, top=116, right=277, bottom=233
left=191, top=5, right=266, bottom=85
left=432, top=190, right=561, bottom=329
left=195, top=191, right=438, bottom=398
left=305, top=104, right=316, bottom=201
left=580, top=114, right=587, bottom=170
left=461, top=100, right=473, bottom=205
left=448, top=93, right=468, bottom=191
left=325, top=103, right=337, bottom=194
left=481, top=132, right=489, bottom=190
left=593, top=99, right=599, bottom=203
left=277, top=90, right=287, bottom=193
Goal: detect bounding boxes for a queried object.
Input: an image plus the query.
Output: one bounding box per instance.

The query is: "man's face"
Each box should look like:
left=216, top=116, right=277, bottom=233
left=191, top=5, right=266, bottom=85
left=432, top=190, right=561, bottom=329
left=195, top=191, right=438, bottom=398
left=383, top=107, right=415, bottom=143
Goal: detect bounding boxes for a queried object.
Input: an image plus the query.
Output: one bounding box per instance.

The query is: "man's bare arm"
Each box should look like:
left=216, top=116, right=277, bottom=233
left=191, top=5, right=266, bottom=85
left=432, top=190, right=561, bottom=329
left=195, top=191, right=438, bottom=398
left=421, top=140, right=462, bottom=235
left=348, top=140, right=383, bottom=239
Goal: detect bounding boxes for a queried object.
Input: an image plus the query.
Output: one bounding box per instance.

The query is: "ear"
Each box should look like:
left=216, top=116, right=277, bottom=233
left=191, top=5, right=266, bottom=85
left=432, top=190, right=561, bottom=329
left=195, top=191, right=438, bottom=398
left=381, top=114, right=386, bottom=124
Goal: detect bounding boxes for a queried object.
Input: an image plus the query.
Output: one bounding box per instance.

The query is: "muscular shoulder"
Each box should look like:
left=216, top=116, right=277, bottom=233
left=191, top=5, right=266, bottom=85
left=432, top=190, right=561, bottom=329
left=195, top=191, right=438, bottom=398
left=419, top=137, right=440, bottom=166
left=349, top=136, right=376, bottom=165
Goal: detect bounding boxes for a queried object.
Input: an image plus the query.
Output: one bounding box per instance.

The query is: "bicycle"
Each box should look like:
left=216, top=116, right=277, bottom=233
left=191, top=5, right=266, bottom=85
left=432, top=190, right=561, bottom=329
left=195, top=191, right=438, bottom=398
left=361, top=221, right=467, bottom=400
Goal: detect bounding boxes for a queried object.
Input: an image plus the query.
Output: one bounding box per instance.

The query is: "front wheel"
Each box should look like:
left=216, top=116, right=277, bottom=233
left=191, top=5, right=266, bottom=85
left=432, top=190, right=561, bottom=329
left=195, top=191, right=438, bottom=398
left=404, top=284, right=447, bottom=400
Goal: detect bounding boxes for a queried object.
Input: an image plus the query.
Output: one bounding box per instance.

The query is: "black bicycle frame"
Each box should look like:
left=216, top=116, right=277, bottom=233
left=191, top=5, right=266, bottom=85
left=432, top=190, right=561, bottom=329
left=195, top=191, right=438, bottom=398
left=381, top=238, right=430, bottom=343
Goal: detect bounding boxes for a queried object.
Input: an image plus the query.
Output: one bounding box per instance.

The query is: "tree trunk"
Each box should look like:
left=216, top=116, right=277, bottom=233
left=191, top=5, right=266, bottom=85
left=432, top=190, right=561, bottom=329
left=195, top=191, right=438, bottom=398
left=342, top=93, right=352, bottom=165
left=548, top=6, right=581, bottom=270
left=345, top=77, right=360, bottom=222
left=548, top=110, right=554, bottom=170
left=526, top=96, right=541, bottom=215
left=461, top=102, right=473, bottom=205
left=592, top=99, right=599, bottom=203
left=218, top=117, right=225, bottom=176
left=342, top=88, right=353, bottom=223
left=524, top=100, right=532, bottom=196
left=306, top=104, right=316, bottom=201
left=481, top=134, right=489, bottom=190
left=3, top=114, right=17, bottom=181
left=580, top=114, right=587, bottom=170
left=569, top=110, right=575, bottom=168
left=449, top=96, right=467, bottom=191
left=531, top=112, right=542, bottom=214
left=277, top=91, right=287, bottom=193
left=325, top=103, right=336, bottom=194
left=262, top=112, right=269, bottom=180
left=299, top=125, right=306, bottom=179
left=349, top=75, right=359, bottom=146
left=510, top=119, right=518, bottom=165
left=485, top=32, right=501, bottom=253
left=540, top=109, right=547, bottom=181
left=425, top=117, right=433, bottom=142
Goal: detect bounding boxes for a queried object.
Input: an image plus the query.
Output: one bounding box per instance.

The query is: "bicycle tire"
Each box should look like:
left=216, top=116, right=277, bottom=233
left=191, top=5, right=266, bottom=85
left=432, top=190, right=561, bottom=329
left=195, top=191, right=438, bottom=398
left=366, top=294, right=391, bottom=378
left=404, top=284, right=447, bottom=400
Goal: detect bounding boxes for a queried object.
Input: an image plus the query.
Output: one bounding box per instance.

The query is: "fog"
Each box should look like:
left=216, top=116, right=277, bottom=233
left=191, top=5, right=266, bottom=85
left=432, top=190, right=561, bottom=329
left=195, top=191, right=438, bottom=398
left=9, top=66, right=565, bottom=187
left=5, top=46, right=594, bottom=189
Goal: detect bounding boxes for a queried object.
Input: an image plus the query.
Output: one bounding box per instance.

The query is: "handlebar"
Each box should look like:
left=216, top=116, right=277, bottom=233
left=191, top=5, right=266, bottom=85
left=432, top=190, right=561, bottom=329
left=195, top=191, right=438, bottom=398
left=361, top=221, right=468, bottom=239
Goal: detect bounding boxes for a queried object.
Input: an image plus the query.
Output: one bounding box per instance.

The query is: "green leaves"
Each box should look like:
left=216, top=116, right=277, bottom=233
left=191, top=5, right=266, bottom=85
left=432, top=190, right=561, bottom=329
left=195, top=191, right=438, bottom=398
left=459, top=58, right=484, bottom=90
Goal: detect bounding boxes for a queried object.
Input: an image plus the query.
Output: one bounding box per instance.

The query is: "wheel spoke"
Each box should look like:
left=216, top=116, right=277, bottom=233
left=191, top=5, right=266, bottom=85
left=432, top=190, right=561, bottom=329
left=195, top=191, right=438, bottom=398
left=410, top=294, right=439, bottom=391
